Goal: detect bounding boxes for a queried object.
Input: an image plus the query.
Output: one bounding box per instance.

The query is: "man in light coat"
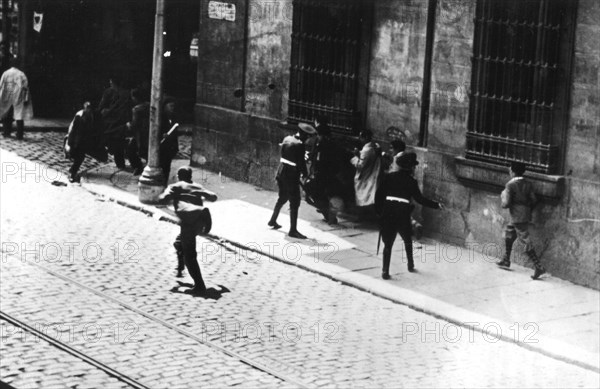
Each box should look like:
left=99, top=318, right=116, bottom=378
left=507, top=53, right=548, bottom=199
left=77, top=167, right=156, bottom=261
left=0, top=63, right=33, bottom=139
left=351, top=129, right=381, bottom=207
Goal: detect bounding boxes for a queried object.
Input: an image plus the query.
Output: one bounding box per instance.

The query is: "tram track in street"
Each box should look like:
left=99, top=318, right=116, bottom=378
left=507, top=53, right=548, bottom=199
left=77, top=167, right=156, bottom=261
left=0, top=312, right=150, bottom=389
left=6, top=258, right=310, bottom=389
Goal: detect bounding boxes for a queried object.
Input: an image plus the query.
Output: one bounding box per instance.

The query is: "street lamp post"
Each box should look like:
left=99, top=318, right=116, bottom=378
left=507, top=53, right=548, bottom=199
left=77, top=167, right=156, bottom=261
left=139, top=0, right=166, bottom=203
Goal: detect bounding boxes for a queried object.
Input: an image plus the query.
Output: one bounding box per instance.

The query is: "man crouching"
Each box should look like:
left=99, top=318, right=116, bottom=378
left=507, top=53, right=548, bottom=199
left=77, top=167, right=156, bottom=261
left=159, top=166, right=217, bottom=294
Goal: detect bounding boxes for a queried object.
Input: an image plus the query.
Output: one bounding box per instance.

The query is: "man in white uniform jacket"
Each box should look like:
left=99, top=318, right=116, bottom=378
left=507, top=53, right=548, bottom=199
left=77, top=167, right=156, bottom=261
left=0, top=63, right=33, bottom=139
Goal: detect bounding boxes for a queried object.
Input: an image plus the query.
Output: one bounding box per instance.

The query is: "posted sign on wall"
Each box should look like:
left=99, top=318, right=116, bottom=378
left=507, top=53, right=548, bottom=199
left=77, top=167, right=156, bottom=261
left=208, top=1, right=236, bottom=21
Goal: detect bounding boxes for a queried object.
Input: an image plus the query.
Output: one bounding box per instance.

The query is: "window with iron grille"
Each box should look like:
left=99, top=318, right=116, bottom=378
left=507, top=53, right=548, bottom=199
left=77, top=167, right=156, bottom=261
left=467, top=0, right=576, bottom=174
left=288, top=0, right=365, bottom=134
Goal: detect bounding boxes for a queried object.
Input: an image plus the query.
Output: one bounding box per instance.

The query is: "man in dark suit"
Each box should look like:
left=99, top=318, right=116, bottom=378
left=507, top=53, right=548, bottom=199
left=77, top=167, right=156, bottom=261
left=159, top=166, right=217, bottom=294
left=375, top=152, right=443, bottom=279
left=311, top=116, right=343, bottom=224
left=98, top=75, right=131, bottom=169
left=125, top=87, right=150, bottom=176
left=160, top=97, right=179, bottom=185
left=268, top=123, right=316, bottom=239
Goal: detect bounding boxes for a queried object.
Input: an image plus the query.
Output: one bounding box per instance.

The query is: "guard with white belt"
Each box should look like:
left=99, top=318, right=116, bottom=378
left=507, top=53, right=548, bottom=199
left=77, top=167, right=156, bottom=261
left=268, top=122, right=316, bottom=239
left=375, top=152, right=443, bottom=279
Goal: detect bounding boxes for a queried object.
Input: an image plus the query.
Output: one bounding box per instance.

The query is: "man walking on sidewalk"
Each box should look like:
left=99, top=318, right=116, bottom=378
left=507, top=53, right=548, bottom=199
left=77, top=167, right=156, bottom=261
left=268, top=123, right=316, bottom=239
left=497, top=162, right=546, bottom=280
left=160, top=166, right=217, bottom=294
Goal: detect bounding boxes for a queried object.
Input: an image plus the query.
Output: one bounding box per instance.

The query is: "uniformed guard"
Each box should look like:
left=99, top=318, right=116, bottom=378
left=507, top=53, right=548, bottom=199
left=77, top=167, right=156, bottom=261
left=375, top=152, right=443, bottom=279
left=159, top=166, right=217, bottom=294
left=268, top=123, right=316, bottom=239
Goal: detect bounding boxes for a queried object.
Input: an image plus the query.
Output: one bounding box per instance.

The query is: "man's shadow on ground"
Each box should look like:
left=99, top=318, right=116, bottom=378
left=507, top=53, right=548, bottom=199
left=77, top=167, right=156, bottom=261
left=171, top=282, right=231, bottom=300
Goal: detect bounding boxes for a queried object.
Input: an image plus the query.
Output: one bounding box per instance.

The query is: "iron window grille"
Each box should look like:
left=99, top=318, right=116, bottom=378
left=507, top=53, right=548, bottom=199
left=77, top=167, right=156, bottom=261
left=288, top=0, right=364, bottom=134
left=467, top=0, right=576, bottom=174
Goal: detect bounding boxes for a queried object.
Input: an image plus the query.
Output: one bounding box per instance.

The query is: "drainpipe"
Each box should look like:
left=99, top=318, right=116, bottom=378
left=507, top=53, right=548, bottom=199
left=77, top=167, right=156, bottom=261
left=1, top=0, right=10, bottom=70
left=139, top=0, right=166, bottom=203
left=419, top=0, right=437, bottom=147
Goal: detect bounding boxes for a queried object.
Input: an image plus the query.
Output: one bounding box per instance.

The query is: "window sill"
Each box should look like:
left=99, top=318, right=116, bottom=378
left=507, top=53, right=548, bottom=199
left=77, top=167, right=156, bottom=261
left=454, top=157, right=565, bottom=199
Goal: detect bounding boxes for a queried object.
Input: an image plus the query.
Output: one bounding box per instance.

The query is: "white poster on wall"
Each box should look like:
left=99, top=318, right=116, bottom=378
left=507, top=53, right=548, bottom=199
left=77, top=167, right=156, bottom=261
left=208, top=1, right=236, bottom=22
left=33, top=12, right=43, bottom=32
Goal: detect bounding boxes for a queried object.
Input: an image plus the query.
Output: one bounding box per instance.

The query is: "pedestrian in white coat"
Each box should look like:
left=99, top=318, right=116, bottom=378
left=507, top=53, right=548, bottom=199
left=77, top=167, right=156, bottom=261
left=0, top=63, right=33, bottom=140
left=351, top=129, right=382, bottom=207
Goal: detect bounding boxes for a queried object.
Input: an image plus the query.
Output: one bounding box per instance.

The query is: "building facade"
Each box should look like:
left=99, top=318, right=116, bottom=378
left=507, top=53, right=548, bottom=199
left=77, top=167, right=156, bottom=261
left=192, top=0, right=599, bottom=289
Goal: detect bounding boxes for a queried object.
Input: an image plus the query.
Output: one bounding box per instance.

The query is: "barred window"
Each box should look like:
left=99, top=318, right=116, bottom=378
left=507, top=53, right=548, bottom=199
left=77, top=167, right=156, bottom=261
left=288, top=0, right=365, bottom=134
left=467, top=0, right=576, bottom=174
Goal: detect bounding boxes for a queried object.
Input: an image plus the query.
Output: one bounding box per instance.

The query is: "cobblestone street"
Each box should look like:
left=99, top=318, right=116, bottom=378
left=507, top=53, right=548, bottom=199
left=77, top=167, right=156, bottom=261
left=1, top=134, right=599, bottom=388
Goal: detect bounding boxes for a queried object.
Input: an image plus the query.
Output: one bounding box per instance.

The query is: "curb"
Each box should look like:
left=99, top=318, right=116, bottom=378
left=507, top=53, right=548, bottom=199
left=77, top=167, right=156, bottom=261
left=77, top=170, right=600, bottom=374
left=26, top=126, right=68, bottom=132
left=24, top=127, right=194, bottom=135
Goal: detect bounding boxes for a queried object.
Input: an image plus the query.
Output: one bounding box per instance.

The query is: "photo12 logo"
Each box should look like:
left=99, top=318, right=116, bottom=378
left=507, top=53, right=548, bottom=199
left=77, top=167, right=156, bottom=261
left=200, top=320, right=341, bottom=344
left=401, top=321, right=540, bottom=344
left=1, top=241, right=140, bottom=264
left=2, top=161, right=65, bottom=184
left=0, top=321, right=140, bottom=344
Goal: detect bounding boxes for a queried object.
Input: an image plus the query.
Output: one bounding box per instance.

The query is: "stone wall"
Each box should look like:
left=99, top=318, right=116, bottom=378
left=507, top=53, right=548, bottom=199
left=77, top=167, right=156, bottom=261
left=366, top=0, right=428, bottom=146
left=193, top=0, right=293, bottom=191
left=421, top=0, right=475, bottom=245
left=244, top=0, right=292, bottom=119
left=550, top=0, right=599, bottom=287
left=420, top=0, right=599, bottom=288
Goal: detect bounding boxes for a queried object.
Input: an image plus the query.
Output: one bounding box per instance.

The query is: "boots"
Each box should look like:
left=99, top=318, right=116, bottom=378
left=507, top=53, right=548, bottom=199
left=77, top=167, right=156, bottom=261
left=175, top=250, right=184, bottom=278
left=404, top=238, right=415, bottom=272
left=527, top=249, right=546, bottom=280
left=268, top=201, right=284, bottom=229
left=2, top=118, right=12, bottom=137
left=174, top=238, right=184, bottom=278
left=16, top=120, right=24, bottom=140
left=382, top=247, right=391, bottom=280
left=497, top=239, right=514, bottom=268
left=288, top=207, right=306, bottom=239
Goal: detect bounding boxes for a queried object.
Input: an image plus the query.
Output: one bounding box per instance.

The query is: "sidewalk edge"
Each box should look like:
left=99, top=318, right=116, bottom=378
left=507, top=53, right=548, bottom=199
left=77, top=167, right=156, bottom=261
left=78, top=178, right=600, bottom=374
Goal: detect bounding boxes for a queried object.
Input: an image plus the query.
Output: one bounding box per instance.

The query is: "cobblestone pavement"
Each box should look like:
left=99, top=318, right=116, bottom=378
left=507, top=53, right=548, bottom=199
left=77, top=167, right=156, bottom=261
left=0, top=319, right=129, bottom=389
left=1, top=137, right=599, bottom=388
left=0, top=131, right=191, bottom=179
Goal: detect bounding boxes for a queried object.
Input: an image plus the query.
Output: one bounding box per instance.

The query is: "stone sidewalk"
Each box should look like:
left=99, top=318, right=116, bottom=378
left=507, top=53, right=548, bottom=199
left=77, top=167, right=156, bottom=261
left=78, top=158, right=599, bottom=373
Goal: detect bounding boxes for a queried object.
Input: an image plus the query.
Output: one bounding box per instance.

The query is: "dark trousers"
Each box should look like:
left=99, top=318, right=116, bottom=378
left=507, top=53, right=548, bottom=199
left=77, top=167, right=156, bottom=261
left=106, top=137, right=126, bottom=168
left=179, top=224, right=206, bottom=290
left=269, top=177, right=301, bottom=232
left=160, top=149, right=174, bottom=185
left=126, top=139, right=144, bottom=170
left=173, top=234, right=185, bottom=273
left=2, top=115, right=24, bottom=139
left=380, top=202, right=414, bottom=274
left=69, top=150, right=86, bottom=179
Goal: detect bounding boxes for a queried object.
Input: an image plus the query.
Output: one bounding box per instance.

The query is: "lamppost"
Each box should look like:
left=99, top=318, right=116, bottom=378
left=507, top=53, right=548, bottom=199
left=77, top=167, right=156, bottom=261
left=139, top=0, right=166, bottom=203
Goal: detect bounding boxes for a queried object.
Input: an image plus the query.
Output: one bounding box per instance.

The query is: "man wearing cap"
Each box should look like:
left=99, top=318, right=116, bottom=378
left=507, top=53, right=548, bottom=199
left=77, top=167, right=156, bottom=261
left=375, top=152, right=443, bottom=279
left=498, top=162, right=545, bottom=280
left=267, top=122, right=316, bottom=239
left=159, top=166, right=217, bottom=294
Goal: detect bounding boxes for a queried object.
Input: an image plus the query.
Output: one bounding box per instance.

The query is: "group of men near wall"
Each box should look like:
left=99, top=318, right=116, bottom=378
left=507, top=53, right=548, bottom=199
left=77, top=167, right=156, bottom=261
left=65, top=75, right=179, bottom=184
